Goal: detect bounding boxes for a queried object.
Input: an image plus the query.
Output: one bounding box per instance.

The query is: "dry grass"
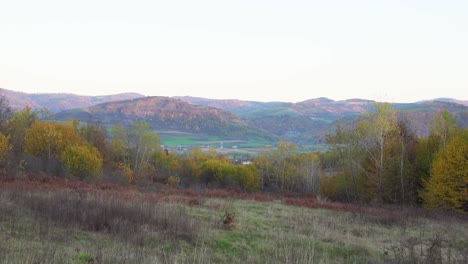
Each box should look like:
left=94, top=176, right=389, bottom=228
left=1, top=176, right=467, bottom=263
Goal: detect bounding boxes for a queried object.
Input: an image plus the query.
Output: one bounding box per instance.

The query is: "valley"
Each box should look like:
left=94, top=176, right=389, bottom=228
left=2, top=88, right=467, bottom=149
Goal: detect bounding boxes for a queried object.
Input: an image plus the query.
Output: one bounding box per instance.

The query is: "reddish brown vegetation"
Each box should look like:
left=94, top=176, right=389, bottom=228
left=282, top=197, right=396, bottom=217
left=1, top=175, right=399, bottom=217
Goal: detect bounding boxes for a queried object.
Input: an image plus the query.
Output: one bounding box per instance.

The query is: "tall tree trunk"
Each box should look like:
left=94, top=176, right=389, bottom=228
left=378, top=136, right=385, bottom=204
left=400, top=139, right=405, bottom=203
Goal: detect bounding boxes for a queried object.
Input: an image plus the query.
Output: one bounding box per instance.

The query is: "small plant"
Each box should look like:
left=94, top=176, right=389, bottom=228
left=73, top=248, right=94, bottom=264
left=167, top=176, right=180, bottom=189
left=118, top=162, right=135, bottom=184
left=221, top=199, right=237, bottom=229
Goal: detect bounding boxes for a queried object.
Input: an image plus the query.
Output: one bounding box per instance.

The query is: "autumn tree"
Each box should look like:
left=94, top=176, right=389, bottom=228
left=430, top=110, right=459, bottom=148
left=325, top=124, right=366, bottom=202
left=0, top=132, right=12, bottom=172
left=254, top=141, right=296, bottom=192
left=196, top=155, right=260, bottom=191
left=129, top=121, right=161, bottom=175
left=61, top=144, right=103, bottom=179
left=357, top=102, right=399, bottom=203
left=412, top=110, right=461, bottom=204
left=294, top=152, right=322, bottom=193
left=380, top=117, right=422, bottom=204
left=271, top=141, right=297, bottom=191
left=253, top=154, right=273, bottom=191
left=237, top=164, right=260, bottom=191
left=199, top=159, right=235, bottom=187
left=254, top=141, right=322, bottom=193
left=110, top=123, right=129, bottom=163
left=7, top=107, right=38, bottom=156
left=151, top=150, right=180, bottom=179
left=323, top=103, right=407, bottom=203
left=174, top=147, right=213, bottom=186
left=78, top=122, right=108, bottom=155
left=422, top=129, right=468, bottom=212
left=24, top=122, right=81, bottom=165
left=109, top=122, right=161, bottom=179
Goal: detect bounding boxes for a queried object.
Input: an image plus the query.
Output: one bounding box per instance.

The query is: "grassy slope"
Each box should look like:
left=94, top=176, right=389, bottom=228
left=1, top=178, right=467, bottom=264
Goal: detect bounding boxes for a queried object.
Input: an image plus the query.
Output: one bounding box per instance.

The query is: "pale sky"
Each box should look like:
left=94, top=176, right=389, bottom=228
left=1, top=0, right=467, bottom=103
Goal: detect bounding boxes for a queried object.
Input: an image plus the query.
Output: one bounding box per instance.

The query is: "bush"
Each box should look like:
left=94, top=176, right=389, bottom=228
left=237, top=164, right=260, bottom=192
left=61, top=145, right=103, bottom=179
left=73, top=250, right=94, bottom=264
left=8, top=188, right=200, bottom=242
left=319, top=173, right=348, bottom=201
left=167, top=176, right=180, bottom=189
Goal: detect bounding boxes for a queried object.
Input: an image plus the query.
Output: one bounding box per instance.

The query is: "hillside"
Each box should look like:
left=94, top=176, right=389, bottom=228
left=55, top=96, right=277, bottom=142
left=418, top=98, right=468, bottom=106
left=178, top=97, right=468, bottom=145
left=0, top=88, right=144, bottom=113
left=174, top=96, right=284, bottom=115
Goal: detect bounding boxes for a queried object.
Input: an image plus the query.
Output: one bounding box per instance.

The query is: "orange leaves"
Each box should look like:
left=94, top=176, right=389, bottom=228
left=118, top=162, right=135, bottom=184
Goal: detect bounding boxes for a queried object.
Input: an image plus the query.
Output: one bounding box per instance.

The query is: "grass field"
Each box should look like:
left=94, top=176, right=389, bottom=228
left=1, top=177, right=467, bottom=264
left=158, top=131, right=272, bottom=150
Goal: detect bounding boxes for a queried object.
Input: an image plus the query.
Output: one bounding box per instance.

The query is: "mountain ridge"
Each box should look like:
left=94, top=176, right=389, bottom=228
left=2, top=88, right=467, bottom=111
left=2, top=88, right=467, bottom=147
left=0, top=88, right=145, bottom=113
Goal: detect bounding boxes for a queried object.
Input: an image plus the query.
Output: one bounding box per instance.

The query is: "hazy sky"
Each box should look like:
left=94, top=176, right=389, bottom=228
left=1, top=0, right=467, bottom=103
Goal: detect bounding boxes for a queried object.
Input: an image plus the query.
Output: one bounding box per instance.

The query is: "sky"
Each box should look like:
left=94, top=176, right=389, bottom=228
left=1, top=0, right=467, bottom=103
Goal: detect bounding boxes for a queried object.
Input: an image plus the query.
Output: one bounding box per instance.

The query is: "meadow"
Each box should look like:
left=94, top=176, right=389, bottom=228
left=1, top=176, right=467, bottom=264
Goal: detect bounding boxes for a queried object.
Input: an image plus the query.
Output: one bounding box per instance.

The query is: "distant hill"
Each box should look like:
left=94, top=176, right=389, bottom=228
left=2, top=89, right=467, bottom=146
left=173, top=96, right=284, bottom=115
left=418, top=98, right=468, bottom=106
left=0, top=88, right=144, bottom=113
left=177, top=97, right=468, bottom=145
left=55, top=96, right=277, bottom=142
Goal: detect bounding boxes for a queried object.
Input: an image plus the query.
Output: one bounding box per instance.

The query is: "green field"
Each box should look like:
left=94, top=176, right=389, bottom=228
left=158, top=131, right=272, bottom=149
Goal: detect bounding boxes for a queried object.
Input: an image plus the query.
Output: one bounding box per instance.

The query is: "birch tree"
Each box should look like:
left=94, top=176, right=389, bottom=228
left=430, top=110, right=459, bottom=148
left=358, top=102, right=399, bottom=203
left=128, top=121, right=161, bottom=175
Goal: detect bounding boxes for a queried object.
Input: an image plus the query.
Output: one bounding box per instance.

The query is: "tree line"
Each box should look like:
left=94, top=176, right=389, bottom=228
left=323, top=103, right=466, bottom=212
left=0, top=94, right=466, bottom=212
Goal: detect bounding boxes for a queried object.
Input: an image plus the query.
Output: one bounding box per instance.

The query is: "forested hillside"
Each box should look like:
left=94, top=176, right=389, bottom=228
left=54, top=96, right=277, bottom=141
left=178, top=96, right=468, bottom=145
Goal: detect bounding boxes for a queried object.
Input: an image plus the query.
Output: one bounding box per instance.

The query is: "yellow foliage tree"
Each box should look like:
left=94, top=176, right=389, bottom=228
left=237, top=164, right=260, bottom=192
left=61, top=144, right=103, bottom=179
left=423, top=129, right=468, bottom=213
left=25, top=122, right=81, bottom=161
left=358, top=102, right=399, bottom=203
left=0, top=132, right=11, bottom=165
